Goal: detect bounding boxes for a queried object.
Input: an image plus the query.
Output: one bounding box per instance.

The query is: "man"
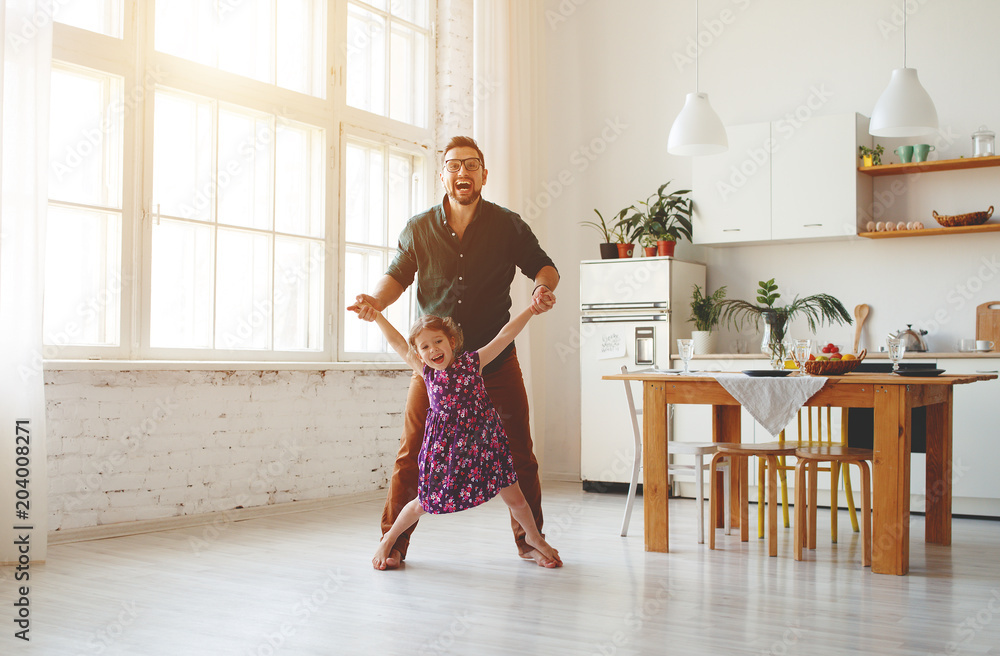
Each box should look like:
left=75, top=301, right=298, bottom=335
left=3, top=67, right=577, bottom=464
left=350, top=136, right=560, bottom=569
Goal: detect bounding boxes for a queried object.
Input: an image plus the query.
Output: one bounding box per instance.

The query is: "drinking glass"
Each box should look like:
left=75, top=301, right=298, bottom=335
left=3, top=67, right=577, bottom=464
left=678, top=339, right=695, bottom=374
left=793, top=339, right=812, bottom=376
left=886, top=335, right=906, bottom=373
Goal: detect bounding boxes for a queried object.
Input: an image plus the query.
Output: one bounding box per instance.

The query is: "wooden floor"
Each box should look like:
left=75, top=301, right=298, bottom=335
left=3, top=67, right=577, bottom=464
left=3, top=481, right=1000, bottom=655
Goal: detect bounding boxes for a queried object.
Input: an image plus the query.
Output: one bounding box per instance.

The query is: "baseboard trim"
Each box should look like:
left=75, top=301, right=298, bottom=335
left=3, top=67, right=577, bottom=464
left=543, top=472, right=582, bottom=483
left=48, top=490, right=386, bottom=546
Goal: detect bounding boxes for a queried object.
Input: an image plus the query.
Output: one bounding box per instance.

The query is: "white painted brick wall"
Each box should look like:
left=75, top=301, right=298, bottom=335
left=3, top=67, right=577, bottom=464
left=44, top=368, right=410, bottom=532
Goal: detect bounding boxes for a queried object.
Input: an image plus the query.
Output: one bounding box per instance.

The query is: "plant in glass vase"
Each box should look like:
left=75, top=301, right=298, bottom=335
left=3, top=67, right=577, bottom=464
left=716, top=278, right=852, bottom=369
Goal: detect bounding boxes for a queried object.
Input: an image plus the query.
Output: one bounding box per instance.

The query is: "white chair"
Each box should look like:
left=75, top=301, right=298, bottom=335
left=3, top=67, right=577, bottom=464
left=620, top=365, right=730, bottom=543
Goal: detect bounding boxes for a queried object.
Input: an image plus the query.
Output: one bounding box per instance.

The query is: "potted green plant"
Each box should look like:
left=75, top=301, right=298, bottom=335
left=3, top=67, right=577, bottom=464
left=716, top=278, right=852, bottom=368
left=581, top=208, right=628, bottom=259
left=688, top=284, right=727, bottom=354
left=611, top=209, right=644, bottom=259
left=640, top=232, right=658, bottom=257
left=859, top=144, right=884, bottom=167
left=634, top=181, right=693, bottom=257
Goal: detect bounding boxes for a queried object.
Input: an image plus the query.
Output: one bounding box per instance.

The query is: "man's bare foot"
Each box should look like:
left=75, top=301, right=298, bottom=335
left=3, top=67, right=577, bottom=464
left=373, top=539, right=403, bottom=570
left=520, top=537, right=562, bottom=568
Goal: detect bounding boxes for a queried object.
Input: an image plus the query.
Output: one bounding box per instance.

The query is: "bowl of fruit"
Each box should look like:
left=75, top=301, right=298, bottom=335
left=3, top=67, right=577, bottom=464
left=803, top=345, right=866, bottom=376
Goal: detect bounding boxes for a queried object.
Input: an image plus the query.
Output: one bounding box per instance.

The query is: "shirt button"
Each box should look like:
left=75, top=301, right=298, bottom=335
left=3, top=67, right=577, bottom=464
left=459, top=276, right=463, bottom=281
left=460, top=254, right=464, bottom=258
left=458, top=300, right=462, bottom=304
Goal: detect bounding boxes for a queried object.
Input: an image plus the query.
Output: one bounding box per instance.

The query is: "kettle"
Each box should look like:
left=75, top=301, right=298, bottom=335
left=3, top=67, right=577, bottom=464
left=890, top=324, right=929, bottom=352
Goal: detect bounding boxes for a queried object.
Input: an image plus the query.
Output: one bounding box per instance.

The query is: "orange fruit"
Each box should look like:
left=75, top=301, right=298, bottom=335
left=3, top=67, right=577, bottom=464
left=841, top=353, right=857, bottom=361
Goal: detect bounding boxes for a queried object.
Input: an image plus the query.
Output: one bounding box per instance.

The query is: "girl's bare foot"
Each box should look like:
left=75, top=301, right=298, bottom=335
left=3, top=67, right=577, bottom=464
left=524, top=535, right=562, bottom=568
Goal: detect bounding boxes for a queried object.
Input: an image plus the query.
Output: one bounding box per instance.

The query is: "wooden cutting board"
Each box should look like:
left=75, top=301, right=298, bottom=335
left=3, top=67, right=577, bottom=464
left=976, top=302, right=1000, bottom=345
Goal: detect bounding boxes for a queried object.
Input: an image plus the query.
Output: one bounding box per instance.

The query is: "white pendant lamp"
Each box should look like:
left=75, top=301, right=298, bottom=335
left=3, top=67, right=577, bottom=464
left=870, top=3, right=938, bottom=137
left=668, top=1, right=727, bottom=156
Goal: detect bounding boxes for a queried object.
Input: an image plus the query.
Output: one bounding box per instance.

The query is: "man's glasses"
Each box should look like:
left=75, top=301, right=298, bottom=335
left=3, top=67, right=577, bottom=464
left=443, top=157, right=482, bottom=172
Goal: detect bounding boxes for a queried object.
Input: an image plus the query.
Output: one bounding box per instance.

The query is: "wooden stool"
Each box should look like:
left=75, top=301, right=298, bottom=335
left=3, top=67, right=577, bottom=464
left=710, top=442, right=797, bottom=557
left=793, top=446, right=872, bottom=567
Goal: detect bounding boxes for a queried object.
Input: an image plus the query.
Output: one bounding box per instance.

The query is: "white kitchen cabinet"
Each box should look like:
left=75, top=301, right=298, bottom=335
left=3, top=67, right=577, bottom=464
left=693, top=112, right=871, bottom=245
left=771, top=113, right=872, bottom=240
left=924, top=358, right=1000, bottom=517
left=692, top=123, right=772, bottom=245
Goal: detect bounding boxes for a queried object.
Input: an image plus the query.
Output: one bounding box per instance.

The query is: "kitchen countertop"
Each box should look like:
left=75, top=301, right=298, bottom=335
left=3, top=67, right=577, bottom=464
left=678, top=352, right=999, bottom=360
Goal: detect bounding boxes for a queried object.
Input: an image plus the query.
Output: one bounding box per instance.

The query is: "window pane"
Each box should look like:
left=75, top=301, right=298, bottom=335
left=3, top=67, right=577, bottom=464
left=346, top=5, right=386, bottom=115
left=49, top=66, right=123, bottom=208
left=275, top=237, right=324, bottom=350
left=344, top=249, right=384, bottom=353
left=218, top=108, right=273, bottom=230
left=388, top=150, right=419, bottom=240
left=389, top=24, right=426, bottom=126
left=156, top=0, right=325, bottom=97
left=153, top=91, right=214, bottom=221
left=150, top=219, right=214, bottom=348
left=217, top=0, right=272, bottom=84
left=43, top=206, right=121, bottom=347
left=216, top=229, right=272, bottom=350
left=277, top=0, right=326, bottom=97
left=154, top=0, right=216, bottom=67
left=55, top=0, right=124, bottom=38
left=392, top=0, right=429, bottom=27
left=275, top=122, right=325, bottom=238
left=345, top=141, right=384, bottom=244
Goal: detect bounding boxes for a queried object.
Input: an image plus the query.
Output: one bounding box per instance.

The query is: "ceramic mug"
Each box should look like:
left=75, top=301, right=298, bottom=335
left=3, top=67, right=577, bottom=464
left=977, top=340, right=995, bottom=351
left=913, top=144, right=936, bottom=162
left=895, top=145, right=914, bottom=163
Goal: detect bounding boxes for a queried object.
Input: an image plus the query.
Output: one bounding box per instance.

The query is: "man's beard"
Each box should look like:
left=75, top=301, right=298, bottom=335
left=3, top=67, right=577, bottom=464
left=448, top=188, right=481, bottom=206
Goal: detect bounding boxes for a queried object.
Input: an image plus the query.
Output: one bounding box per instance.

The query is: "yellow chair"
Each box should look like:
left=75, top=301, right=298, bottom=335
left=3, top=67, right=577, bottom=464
left=757, top=406, right=861, bottom=542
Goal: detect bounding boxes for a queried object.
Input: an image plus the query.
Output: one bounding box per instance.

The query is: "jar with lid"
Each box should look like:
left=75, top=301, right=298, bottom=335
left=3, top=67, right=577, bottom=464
left=972, top=125, right=995, bottom=157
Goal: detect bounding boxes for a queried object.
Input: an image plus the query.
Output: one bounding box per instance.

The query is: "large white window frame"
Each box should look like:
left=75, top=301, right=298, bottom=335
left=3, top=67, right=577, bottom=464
left=44, top=0, right=436, bottom=363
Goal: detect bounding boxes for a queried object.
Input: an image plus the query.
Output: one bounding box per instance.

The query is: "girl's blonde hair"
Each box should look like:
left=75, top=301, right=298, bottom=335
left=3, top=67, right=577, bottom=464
left=408, top=315, right=464, bottom=354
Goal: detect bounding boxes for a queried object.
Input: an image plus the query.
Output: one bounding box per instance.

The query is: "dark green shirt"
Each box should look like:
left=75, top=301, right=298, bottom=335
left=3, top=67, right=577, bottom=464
left=387, top=196, right=556, bottom=370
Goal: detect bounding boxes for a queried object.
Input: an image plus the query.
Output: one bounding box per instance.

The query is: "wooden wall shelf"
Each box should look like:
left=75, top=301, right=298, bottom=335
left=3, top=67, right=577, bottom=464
left=859, top=223, right=1000, bottom=239
left=859, top=155, right=1000, bottom=177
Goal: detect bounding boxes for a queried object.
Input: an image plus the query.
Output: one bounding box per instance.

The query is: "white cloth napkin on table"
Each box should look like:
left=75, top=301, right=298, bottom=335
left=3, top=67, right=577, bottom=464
left=713, top=374, right=828, bottom=438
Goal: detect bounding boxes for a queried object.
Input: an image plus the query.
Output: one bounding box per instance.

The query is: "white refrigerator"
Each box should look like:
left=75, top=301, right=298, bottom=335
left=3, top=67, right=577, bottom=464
left=579, top=257, right=706, bottom=486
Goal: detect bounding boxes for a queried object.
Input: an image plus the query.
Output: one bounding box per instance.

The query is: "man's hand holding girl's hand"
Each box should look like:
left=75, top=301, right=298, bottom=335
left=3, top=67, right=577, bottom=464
left=348, top=294, right=382, bottom=322
left=530, top=285, right=556, bottom=315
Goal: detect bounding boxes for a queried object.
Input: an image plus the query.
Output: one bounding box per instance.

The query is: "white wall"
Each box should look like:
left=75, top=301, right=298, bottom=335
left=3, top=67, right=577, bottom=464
left=539, top=0, right=1000, bottom=480
left=45, top=368, right=409, bottom=532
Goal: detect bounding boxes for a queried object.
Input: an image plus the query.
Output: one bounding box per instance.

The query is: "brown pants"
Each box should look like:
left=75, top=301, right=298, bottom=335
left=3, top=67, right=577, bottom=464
left=380, top=348, right=543, bottom=558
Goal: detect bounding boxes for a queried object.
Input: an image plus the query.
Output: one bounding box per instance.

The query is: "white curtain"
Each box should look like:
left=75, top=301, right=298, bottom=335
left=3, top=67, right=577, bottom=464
left=1, top=0, right=51, bottom=562
left=473, top=0, right=548, bottom=466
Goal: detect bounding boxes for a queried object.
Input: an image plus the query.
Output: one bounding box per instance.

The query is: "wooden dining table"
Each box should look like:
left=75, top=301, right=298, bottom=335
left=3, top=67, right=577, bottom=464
left=601, top=370, right=997, bottom=575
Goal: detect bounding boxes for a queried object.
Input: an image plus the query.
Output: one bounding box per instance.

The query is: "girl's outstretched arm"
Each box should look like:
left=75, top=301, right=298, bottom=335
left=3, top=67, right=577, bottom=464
left=477, top=306, right=534, bottom=372
left=349, top=303, right=422, bottom=374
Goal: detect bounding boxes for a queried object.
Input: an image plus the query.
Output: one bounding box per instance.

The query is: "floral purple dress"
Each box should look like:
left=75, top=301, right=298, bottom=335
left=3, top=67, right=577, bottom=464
left=418, top=351, right=518, bottom=514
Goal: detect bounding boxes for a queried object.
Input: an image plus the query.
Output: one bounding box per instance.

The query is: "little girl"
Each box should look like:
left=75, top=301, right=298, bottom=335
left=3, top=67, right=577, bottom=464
left=352, top=302, right=561, bottom=570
